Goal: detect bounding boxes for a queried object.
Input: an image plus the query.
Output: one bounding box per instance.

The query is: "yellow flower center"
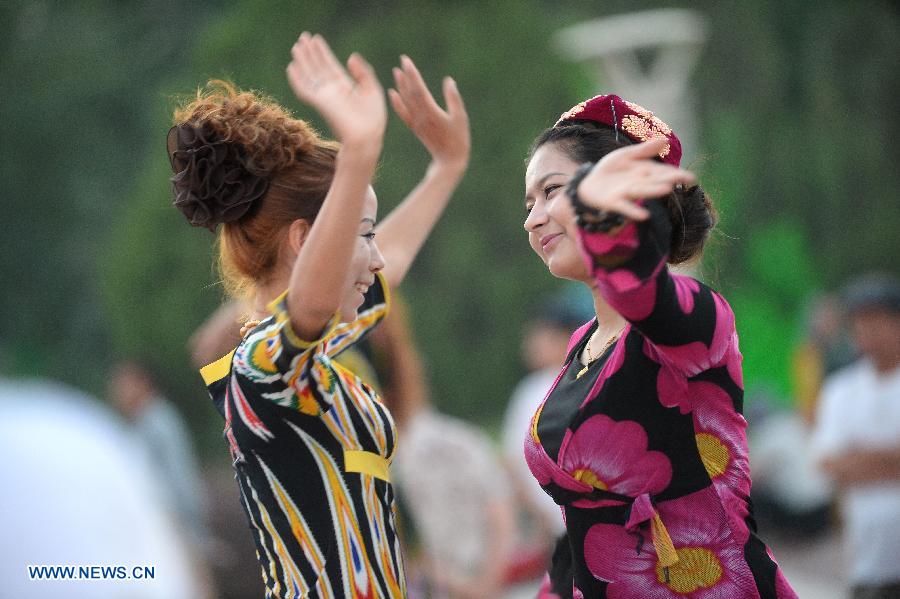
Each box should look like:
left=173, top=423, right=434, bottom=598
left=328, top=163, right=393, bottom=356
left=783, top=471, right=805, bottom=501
left=571, top=469, right=608, bottom=490
left=696, top=433, right=730, bottom=479
left=656, top=546, right=723, bottom=593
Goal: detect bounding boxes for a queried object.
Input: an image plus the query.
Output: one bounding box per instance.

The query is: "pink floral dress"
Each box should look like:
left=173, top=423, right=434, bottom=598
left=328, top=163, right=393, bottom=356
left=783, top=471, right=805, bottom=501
left=524, top=202, right=798, bottom=599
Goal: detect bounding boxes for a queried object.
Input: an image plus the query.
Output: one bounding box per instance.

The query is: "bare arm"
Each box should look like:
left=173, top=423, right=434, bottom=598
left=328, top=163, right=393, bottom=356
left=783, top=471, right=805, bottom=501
left=284, top=33, right=386, bottom=340
left=821, top=446, right=900, bottom=486
left=376, top=56, right=470, bottom=289
left=463, top=497, right=516, bottom=598
left=188, top=299, right=245, bottom=368
left=366, top=296, right=429, bottom=426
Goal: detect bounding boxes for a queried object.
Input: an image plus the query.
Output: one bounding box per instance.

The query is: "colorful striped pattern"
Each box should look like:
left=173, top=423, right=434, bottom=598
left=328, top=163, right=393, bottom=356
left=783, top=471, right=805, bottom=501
left=203, top=273, right=405, bottom=598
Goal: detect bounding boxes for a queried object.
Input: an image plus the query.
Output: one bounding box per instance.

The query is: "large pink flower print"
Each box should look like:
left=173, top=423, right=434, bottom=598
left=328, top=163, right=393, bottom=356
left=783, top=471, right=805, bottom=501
left=583, top=488, right=761, bottom=599
left=559, top=415, right=672, bottom=509
left=690, top=383, right=752, bottom=539
left=690, top=383, right=749, bottom=484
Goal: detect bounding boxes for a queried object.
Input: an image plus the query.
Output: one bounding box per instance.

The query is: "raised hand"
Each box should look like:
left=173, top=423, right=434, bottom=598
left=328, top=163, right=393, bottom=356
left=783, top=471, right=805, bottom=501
left=575, top=137, right=697, bottom=221
left=286, top=32, right=386, bottom=146
left=389, top=55, right=470, bottom=174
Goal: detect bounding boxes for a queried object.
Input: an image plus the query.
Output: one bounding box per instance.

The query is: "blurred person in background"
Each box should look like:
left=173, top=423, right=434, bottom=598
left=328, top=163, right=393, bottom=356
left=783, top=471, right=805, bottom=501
left=0, top=377, right=210, bottom=598
left=109, top=359, right=209, bottom=549
left=811, top=273, right=900, bottom=599
left=502, top=288, right=593, bottom=562
left=368, top=297, right=518, bottom=599
left=746, top=385, right=834, bottom=540
left=746, top=291, right=854, bottom=541
left=170, top=31, right=469, bottom=597
left=521, top=95, right=797, bottom=598
left=792, top=294, right=856, bottom=423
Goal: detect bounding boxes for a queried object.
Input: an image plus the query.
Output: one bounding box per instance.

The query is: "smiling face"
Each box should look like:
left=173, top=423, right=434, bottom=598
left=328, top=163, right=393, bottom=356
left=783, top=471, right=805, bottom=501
left=524, top=142, right=590, bottom=282
left=337, top=187, right=385, bottom=322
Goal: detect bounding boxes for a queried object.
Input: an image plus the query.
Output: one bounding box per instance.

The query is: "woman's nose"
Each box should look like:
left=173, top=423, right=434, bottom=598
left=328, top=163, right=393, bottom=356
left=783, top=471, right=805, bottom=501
left=524, top=201, right=548, bottom=233
left=370, top=242, right=386, bottom=272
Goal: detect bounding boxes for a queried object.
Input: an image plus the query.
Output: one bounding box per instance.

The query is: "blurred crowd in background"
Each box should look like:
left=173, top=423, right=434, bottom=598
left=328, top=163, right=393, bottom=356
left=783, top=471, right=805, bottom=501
left=2, top=1, right=898, bottom=598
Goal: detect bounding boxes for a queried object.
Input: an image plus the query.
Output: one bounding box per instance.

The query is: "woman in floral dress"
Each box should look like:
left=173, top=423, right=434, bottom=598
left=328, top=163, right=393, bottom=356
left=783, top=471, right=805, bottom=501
left=522, top=95, right=798, bottom=599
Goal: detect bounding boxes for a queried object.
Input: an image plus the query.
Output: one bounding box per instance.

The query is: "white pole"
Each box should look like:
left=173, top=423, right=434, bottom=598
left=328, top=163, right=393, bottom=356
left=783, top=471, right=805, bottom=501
left=554, top=8, right=708, bottom=167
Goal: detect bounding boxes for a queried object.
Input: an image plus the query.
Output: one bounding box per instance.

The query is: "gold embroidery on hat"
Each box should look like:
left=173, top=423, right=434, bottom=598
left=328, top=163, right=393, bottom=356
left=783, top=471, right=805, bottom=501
left=557, top=100, right=587, bottom=124
left=621, top=114, right=671, bottom=158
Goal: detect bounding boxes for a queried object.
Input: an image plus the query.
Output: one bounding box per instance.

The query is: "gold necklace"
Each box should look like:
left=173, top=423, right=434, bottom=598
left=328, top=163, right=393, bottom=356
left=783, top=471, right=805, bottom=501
left=576, top=327, right=624, bottom=379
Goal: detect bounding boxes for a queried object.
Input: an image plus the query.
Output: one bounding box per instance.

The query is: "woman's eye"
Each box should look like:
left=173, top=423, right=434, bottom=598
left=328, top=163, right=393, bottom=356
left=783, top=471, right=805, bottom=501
left=524, top=203, right=534, bottom=215
left=362, top=232, right=376, bottom=241
left=544, top=184, right=562, bottom=197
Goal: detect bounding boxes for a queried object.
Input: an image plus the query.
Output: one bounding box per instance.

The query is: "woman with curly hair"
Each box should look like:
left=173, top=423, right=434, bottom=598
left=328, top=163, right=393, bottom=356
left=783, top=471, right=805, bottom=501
left=522, top=95, right=798, bottom=598
left=168, top=33, right=469, bottom=598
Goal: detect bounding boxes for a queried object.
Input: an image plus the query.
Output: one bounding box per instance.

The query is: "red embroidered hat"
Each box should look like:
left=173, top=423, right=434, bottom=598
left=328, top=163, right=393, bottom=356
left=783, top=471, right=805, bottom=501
left=555, top=94, right=682, bottom=167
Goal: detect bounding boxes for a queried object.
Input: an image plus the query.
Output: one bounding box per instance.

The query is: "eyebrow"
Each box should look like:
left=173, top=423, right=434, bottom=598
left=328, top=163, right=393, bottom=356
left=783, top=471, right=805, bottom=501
left=361, top=217, right=376, bottom=226
left=524, top=171, right=568, bottom=202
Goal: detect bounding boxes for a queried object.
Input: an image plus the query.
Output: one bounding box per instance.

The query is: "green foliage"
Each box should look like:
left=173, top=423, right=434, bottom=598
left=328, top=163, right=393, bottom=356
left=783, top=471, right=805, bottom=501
left=728, top=220, right=820, bottom=398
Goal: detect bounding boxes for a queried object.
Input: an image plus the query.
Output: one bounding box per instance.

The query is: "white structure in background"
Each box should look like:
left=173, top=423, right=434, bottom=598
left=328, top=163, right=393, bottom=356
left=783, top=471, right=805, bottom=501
left=554, top=8, right=708, bottom=167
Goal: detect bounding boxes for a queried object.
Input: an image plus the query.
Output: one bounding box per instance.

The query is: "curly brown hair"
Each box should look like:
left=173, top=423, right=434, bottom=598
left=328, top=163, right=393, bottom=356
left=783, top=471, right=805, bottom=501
left=173, top=80, right=339, bottom=298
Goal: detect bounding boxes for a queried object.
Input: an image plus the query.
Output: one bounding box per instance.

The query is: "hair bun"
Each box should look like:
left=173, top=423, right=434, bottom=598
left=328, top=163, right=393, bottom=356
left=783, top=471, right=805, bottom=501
left=668, top=184, right=716, bottom=264
left=167, top=122, right=270, bottom=231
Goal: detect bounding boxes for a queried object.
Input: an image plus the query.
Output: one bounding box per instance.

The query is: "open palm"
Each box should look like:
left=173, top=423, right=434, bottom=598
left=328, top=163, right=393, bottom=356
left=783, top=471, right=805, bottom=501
left=577, top=138, right=697, bottom=221
left=388, top=55, right=470, bottom=172
left=286, top=33, right=386, bottom=145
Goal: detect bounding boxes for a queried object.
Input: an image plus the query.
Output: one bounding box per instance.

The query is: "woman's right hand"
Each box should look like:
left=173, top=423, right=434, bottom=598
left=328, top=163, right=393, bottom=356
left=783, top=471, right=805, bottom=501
left=574, top=137, right=697, bottom=222
left=286, top=32, right=386, bottom=147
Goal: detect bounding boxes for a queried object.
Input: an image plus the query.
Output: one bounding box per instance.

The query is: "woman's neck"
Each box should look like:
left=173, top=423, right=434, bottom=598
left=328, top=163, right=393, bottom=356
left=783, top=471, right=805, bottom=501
left=591, top=285, right=627, bottom=338
left=251, top=273, right=290, bottom=319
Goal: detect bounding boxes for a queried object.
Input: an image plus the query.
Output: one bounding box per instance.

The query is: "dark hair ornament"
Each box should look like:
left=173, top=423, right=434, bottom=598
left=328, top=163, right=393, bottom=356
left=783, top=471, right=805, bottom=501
left=167, top=123, right=270, bottom=231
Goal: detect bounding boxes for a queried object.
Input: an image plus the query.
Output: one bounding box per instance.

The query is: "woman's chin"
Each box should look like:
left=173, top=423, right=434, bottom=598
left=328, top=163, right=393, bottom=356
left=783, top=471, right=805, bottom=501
left=337, top=308, right=358, bottom=324
left=337, top=295, right=364, bottom=323
left=546, top=256, right=584, bottom=281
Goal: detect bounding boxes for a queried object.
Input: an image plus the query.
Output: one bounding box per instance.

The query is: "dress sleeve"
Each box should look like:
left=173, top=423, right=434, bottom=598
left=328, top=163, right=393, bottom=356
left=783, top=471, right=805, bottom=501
left=228, top=272, right=390, bottom=415
left=576, top=200, right=739, bottom=378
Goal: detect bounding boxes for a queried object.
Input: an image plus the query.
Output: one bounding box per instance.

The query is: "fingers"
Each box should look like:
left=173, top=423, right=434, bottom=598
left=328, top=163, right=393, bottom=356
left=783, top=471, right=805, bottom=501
left=310, top=34, right=345, bottom=81
left=616, top=136, right=670, bottom=160
left=287, top=32, right=339, bottom=100
left=347, top=52, right=380, bottom=91
left=644, top=163, right=697, bottom=189
left=287, top=32, right=313, bottom=88
left=392, top=66, right=412, bottom=102
left=394, top=54, right=442, bottom=113
left=603, top=198, right=652, bottom=221
left=388, top=88, right=413, bottom=127
left=442, top=76, right=468, bottom=124
left=303, top=33, right=329, bottom=76
left=605, top=138, right=695, bottom=184
left=288, top=32, right=368, bottom=95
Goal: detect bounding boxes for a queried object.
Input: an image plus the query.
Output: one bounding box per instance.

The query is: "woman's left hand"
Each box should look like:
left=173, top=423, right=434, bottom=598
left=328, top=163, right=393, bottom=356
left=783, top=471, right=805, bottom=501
left=576, top=137, right=697, bottom=221
left=389, top=55, right=470, bottom=175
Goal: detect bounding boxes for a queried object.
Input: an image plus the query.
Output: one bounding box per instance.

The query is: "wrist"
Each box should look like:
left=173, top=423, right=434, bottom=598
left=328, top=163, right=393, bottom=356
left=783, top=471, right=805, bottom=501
left=567, top=162, right=625, bottom=233
left=426, top=157, right=467, bottom=182
left=338, top=137, right=383, bottom=163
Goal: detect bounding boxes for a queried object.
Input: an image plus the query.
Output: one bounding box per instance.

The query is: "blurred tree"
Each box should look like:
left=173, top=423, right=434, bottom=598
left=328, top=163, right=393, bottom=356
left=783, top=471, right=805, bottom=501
left=1, top=0, right=224, bottom=396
